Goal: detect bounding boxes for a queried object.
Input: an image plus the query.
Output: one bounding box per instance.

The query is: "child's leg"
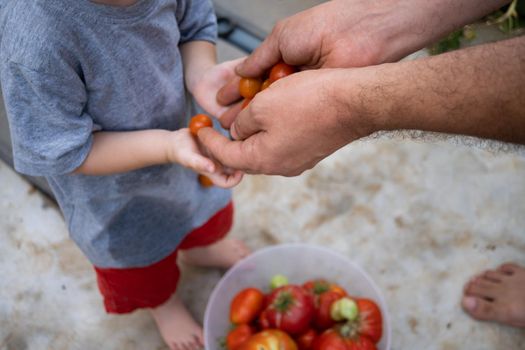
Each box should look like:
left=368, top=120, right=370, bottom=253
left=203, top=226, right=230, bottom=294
left=94, top=202, right=248, bottom=350
left=177, top=202, right=250, bottom=269
left=95, top=249, right=203, bottom=349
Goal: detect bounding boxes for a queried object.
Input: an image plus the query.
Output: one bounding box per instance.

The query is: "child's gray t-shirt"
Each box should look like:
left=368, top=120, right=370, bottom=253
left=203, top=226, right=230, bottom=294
left=0, top=0, right=232, bottom=268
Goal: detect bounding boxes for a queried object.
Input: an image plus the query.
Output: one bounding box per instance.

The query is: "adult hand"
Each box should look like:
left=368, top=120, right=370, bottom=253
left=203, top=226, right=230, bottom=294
left=200, top=68, right=375, bottom=176
left=201, top=36, right=525, bottom=176
left=216, top=0, right=510, bottom=126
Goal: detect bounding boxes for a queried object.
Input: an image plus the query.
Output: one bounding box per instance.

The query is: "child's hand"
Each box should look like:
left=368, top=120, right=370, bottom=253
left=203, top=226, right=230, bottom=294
left=168, top=128, right=243, bottom=188
left=191, top=58, right=245, bottom=118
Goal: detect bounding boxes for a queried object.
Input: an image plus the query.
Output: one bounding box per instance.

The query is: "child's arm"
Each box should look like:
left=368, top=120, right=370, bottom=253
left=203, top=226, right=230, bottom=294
left=74, top=129, right=206, bottom=174
left=180, top=41, right=245, bottom=119
left=74, top=128, right=242, bottom=188
left=180, top=41, right=216, bottom=94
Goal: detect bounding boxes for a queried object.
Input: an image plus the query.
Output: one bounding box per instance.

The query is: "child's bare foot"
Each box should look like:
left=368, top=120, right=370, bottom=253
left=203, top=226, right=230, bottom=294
left=179, top=238, right=250, bottom=269
left=462, top=263, right=525, bottom=328
left=150, top=294, right=204, bottom=350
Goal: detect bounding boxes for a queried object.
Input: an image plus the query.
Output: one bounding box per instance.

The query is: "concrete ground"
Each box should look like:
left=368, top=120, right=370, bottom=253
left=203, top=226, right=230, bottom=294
left=1, top=1, right=525, bottom=350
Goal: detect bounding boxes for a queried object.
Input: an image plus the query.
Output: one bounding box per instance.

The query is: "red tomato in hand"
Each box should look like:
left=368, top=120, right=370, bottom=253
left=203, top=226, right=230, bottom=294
left=312, top=327, right=376, bottom=350
left=240, top=330, right=298, bottom=350
left=259, top=285, right=315, bottom=335
left=239, top=77, right=262, bottom=99
left=355, top=299, right=382, bottom=344
left=198, top=175, right=214, bottom=187
left=314, top=290, right=344, bottom=330
left=269, top=62, right=297, bottom=83
left=230, top=288, right=265, bottom=324
left=227, top=324, right=254, bottom=350
left=189, top=114, right=213, bottom=136
left=296, top=329, right=318, bottom=350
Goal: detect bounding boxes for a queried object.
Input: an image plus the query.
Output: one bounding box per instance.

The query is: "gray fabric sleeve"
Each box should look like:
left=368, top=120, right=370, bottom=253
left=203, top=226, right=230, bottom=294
left=176, top=0, right=218, bottom=45
left=1, top=61, right=93, bottom=176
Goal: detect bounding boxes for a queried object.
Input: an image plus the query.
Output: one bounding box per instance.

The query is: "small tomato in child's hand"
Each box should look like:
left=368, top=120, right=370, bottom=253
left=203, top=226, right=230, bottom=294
left=230, top=288, right=265, bottom=325
left=189, top=114, right=213, bottom=136
left=226, top=324, right=254, bottom=350
left=239, top=77, right=262, bottom=99
left=198, top=175, right=214, bottom=188
left=269, top=62, right=297, bottom=83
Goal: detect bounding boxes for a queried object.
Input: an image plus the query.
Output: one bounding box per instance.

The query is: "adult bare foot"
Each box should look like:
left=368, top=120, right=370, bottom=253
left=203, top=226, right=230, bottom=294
left=150, top=294, right=204, bottom=350
left=462, top=263, right=525, bottom=328
left=179, top=238, right=250, bottom=269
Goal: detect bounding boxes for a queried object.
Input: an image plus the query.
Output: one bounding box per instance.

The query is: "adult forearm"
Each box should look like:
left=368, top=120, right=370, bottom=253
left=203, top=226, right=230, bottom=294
left=74, top=130, right=171, bottom=175
left=352, top=36, right=525, bottom=144
left=379, top=0, right=511, bottom=62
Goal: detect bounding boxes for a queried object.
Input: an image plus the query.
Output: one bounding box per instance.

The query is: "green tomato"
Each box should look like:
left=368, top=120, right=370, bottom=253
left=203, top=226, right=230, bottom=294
left=270, top=274, right=289, bottom=290
left=330, top=297, right=359, bottom=322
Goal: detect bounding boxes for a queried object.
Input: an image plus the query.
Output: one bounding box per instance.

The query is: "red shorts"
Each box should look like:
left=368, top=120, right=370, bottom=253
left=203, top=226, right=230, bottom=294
left=94, top=202, right=233, bottom=314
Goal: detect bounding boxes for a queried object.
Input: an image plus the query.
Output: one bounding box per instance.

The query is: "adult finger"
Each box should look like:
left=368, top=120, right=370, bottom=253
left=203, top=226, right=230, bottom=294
left=230, top=106, right=264, bottom=141
left=218, top=101, right=243, bottom=130
left=217, top=75, right=242, bottom=107
left=236, top=25, right=282, bottom=78
left=198, top=128, right=256, bottom=171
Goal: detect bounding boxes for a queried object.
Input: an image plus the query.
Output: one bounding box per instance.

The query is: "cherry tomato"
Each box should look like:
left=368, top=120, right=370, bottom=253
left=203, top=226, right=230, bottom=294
left=355, top=299, right=382, bottom=344
left=198, top=175, right=214, bottom=188
left=296, top=329, right=318, bottom=350
left=240, top=330, right=298, bottom=350
left=314, top=290, right=344, bottom=330
left=261, top=79, right=271, bottom=91
left=241, top=98, right=252, bottom=110
left=312, top=327, right=377, bottom=350
left=230, top=288, right=265, bottom=325
left=239, top=77, right=262, bottom=99
left=259, top=285, right=315, bottom=335
left=189, top=114, right=213, bottom=136
left=227, top=324, right=254, bottom=350
left=269, top=62, right=297, bottom=83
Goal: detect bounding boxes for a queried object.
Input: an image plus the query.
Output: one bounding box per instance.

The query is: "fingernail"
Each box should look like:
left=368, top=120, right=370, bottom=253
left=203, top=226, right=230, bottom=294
left=207, top=164, right=215, bottom=173
left=230, top=125, right=238, bottom=140
left=463, top=296, right=477, bottom=310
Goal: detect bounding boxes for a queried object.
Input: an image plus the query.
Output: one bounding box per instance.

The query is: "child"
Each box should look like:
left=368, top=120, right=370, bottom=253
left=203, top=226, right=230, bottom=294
left=0, top=0, right=249, bottom=348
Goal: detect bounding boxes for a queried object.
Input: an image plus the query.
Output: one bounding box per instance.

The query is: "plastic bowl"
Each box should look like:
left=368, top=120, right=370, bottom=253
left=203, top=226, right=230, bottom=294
left=204, top=243, right=391, bottom=350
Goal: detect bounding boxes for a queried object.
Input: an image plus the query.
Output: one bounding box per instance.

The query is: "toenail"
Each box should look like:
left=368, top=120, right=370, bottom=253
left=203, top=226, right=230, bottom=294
left=463, top=296, right=477, bottom=310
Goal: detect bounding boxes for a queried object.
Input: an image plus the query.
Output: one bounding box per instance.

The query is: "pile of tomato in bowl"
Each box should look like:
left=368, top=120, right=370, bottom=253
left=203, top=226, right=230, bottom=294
left=204, top=244, right=391, bottom=350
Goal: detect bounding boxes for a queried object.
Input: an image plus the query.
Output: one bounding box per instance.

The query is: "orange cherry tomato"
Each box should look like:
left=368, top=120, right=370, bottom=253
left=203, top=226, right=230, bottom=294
left=239, top=77, right=262, bottom=99
left=261, top=79, right=271, bottom=91
left=240, top=330, right=298, bottom=350
left=198, top=175, right=214, bottom=188
left=189, top=114, right=213, bottom=136
left=230, top=288, right=265, bottom=324
left=227, top=324, right=254, bottom=350
left=269, top=62, right=297, bottom=83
